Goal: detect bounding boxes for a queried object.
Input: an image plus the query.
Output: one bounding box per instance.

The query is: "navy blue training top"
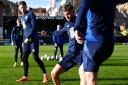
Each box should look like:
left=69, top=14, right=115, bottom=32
left=75, top=0, right=128, bottom=42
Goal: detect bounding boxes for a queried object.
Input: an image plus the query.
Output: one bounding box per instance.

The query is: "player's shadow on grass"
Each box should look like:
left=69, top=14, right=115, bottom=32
left=98, top=84, right=128, bottom=85
left=102, top=63, right=128, bottom=66
left=98, top=77, right=128, bottom=80
left=98, top=78, right=128, bottom=85
left=61, top=78, right=79, bottom=82
left=102, top=58, right=128, bottom=66
left=28, top=79, right=53, bottom=83
left=30, top=64, right=56, bottom=67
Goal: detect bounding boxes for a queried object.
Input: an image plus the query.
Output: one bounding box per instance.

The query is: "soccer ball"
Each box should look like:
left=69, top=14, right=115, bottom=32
left=46, top=56, right=50, bottom=61
left=40, top=56, right=44, bottom=60
left=44, top=54, right=48, bottom=59
left=50, top=56, right=54, bottom=60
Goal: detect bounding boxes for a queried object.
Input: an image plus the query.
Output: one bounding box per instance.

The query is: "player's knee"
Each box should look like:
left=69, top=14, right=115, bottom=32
left=86, top=72, right=96, bottom=84
left=22, top=53, right=27, bottom=60
left=33, top=55, right=39, bottom=61
left=51, top=70, right=57, bottom=79
left=51, top=71, right=55, bottom=78
left=79, top=71, right=85, bottom=80
left=32, top=52, right=39, bottom=61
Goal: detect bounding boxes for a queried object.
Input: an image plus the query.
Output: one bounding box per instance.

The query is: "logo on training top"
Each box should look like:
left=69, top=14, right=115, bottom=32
left=70, top=27, right=75, bottom=38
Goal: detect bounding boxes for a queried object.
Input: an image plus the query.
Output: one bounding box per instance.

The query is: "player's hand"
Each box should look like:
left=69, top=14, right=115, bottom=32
left=24, top=38, right=29, bottom=44
left=41, top=30, right=47, bottom=37
left=24, top=38, right=31, bottom=44
left=74, top=30, right=84, bottom=44
left=22, top=43, right=24, bottom=47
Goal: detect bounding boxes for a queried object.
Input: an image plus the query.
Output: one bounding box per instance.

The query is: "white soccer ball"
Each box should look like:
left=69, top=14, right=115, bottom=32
left=50, top=56, right=54, bottom=60
left=40, top=56, right=44, bottom=60
left=46, top=56, right=50, bottom=61
left=44, top=54, right=47, bottom=57
left=44, top=54, right=48, bottom=59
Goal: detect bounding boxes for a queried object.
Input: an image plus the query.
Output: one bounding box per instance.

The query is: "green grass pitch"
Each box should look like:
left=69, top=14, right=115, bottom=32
left=0, top=45, right=128, bottom=85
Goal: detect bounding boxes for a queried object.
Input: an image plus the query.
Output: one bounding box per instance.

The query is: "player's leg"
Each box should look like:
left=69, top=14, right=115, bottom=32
left=51, top=64, right=65, bottom=85
left=85, top=72, right=97, bottom=85
left=84, top=41, right=114, bottom=85
left=32, top=50, right=48, bottom=83
left=59, top=45, right=63, bottom=57
left=79, top=64, right=87, bottom=85
left=54, top=44, right=58, bottom=60
left=22, top=44, right=31, bottom=77
left=23, top=52, right=30, bottom=77
left=31, top=42, right=48, bottom=83
left=13, top=45, right=19, bottom=67
left=82, top=41, right=100, bottom=85
left=74, top=51, right=87, bottom=85
left=16, top=44, right=30, bottom=82
left=19, top=45, right=23, bottom=66
left=51, top=52, right=76, bottom=85
left=83, top=41, right=114, bottom=85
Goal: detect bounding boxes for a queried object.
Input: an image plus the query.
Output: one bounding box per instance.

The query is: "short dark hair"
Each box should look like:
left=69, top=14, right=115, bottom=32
left=63, top=3, right=74, bottom=12
left=18, top=1, right=27, bottom=6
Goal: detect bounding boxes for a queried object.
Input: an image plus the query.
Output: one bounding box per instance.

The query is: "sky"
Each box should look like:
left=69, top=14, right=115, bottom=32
left=10, top=0, right=50, bottom=9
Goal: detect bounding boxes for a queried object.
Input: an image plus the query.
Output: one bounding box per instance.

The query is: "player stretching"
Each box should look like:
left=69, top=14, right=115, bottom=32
left=51, top=4, right=86, bottom=85
left=16, top=1, right=48, bottom=83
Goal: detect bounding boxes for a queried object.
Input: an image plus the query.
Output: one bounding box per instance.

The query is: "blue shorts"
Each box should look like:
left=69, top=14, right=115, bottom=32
left=22, top=41, right=39, bottom=54
left=83, top=41, right=114, bottom=72
left=58, top=51, right=83, bottom=71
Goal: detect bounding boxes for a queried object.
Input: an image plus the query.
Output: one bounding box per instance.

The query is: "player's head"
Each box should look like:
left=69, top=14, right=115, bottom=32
left=18, top=1, right=27, bottom=15
left=57, top=24, right=61, bottom=31
left=63, top=3, right=75, bottom=22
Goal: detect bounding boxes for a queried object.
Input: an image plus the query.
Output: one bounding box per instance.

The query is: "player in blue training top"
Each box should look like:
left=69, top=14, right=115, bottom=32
left=74, top=0, right=128, bottom=85
left=16, top=1, right=48, bottom=83
left=51, top=4, right=86, bottom=85
left=52, top=24, right=64, bottom=60
left=11, top=19, right=23, bottom=67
